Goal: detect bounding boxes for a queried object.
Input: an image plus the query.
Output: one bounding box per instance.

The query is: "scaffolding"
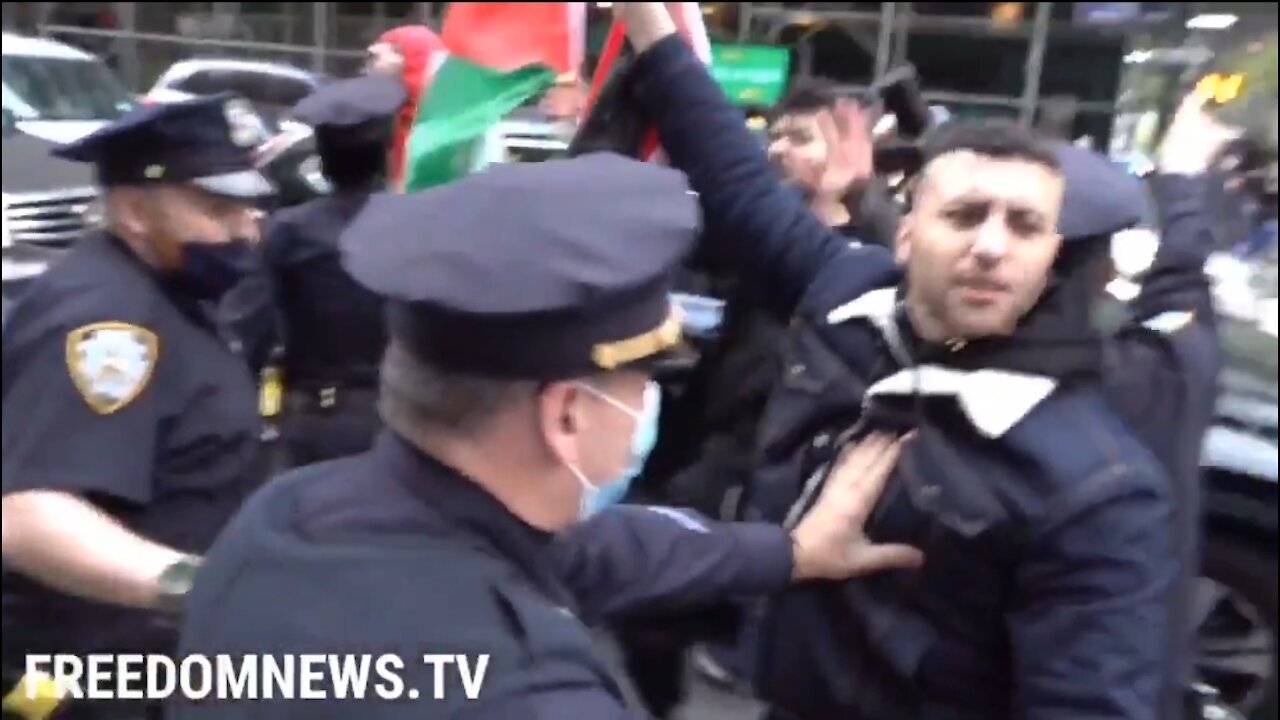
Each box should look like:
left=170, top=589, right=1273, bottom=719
left=6, top=2, right=1141, bottom=139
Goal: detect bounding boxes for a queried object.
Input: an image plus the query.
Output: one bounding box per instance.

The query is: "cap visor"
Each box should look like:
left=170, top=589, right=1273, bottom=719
left=191, top=169, right=276, bottom=200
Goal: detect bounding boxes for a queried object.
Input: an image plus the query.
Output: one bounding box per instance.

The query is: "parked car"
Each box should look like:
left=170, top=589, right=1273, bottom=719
left=1197, top=251, right=1278, bottom=720
left=1108, top=239, right=1278, bottom=720
left=146, top=58, right=325, bottom=137
left=2, top=31, right=136, bottom=145
left=1, top=107, right=97, bottom=267
left=1, top=117, right=92, bottom=322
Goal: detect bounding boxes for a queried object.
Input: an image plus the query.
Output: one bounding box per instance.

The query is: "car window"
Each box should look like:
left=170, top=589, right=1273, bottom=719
left=1, top=54, right=135, bottom=121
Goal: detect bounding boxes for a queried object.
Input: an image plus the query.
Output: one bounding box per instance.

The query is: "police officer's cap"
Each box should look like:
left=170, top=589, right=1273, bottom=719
left=51, top=93, right=273, bottom=200
left=1054, top=142, right=1147, bottom=241
left=292, top=74, right=406, bottom=148
left=342, top=153, right=700, bottom=380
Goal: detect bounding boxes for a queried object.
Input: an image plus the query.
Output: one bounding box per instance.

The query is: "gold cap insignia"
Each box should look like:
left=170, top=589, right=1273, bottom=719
left=65, top=322, right=160, bottom=415
left=591, top=305, right=684, bottom=371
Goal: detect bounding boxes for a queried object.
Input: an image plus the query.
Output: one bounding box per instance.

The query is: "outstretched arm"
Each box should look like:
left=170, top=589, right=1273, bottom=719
left=552, top=433, right=922, bottom=624
left=619, top=5, right=862, bottom=318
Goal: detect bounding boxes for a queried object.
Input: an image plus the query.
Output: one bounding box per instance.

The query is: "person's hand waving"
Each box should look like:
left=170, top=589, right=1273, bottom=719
left=816, top=99, right=875, bottom=199
left=1157, top=91, right=1242, bottom=177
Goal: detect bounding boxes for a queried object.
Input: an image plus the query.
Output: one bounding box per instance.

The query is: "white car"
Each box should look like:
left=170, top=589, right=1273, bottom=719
left=2, top=32, right=136, bottom=144
left=146, top=58, right=323, bottom=138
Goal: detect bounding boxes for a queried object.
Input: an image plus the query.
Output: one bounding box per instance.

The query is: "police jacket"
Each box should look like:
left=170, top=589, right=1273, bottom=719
left=220, top=191, right=387, bottom=385
left=628, top=36, right=1176, bottom=719
left=174, top=432, right=795, bottom=719
left=661, top=218, right=886, bottom=517
left=3, top=233, right=265, bottom=660
left=1103, top=174, right=1223, bottom=716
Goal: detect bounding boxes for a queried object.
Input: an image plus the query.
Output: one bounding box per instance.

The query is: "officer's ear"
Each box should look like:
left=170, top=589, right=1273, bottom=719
left=104, top=187, right=149, bottom=239
left=535, top=381, right=586, bottom=467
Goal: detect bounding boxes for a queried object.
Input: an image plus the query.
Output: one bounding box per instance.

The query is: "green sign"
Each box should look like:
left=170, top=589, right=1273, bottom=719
left=710, top=44, right=791, bottom=107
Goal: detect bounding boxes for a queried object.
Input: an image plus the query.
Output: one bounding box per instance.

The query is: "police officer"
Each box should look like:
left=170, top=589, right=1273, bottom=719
left=174, top=152, right=923, bottom=719
left=1053, top=96, right=1238, bottom=720
left=1, top=94, right=274, bottom=719
left=227, top=73, right=406, bottom=468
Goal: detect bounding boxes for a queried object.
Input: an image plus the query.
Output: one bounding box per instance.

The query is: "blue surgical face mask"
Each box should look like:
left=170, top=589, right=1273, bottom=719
left=568, top=381, right=662, bottom=520
left=172, top=239, right=255, bottom=302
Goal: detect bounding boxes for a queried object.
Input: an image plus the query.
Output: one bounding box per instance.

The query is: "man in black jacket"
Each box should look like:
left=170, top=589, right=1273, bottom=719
left=615, top=5, right=1176, bottom=718
left=619, top=79, right=898, bottom=717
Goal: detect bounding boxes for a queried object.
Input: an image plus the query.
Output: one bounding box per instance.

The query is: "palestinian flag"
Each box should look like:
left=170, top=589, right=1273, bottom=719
left=404, top=3, right=585, bottom=191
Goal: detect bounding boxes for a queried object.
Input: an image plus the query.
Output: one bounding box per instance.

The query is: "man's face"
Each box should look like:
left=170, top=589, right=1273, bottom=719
left=768, top=111, right=830, bottom=194
left=896, top=152, right=1065, bottom=340
left=365, top=42, right=405, bottom=76
left=150, top=185, right=252, bottom=244
left=114, top=185, right=255, bottom=268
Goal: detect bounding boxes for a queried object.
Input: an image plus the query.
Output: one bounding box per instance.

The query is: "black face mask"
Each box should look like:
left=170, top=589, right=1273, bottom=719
left=170, top=239, right=255, bottom=302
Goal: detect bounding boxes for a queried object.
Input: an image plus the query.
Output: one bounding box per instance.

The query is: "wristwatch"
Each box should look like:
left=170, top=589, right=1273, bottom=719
left=155, top=555, right=203, bottom=616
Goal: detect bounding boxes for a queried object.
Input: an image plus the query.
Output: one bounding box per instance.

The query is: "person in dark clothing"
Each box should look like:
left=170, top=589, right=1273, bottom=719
left=619, top=79, right=898, bottom=717
left=763, top=78, right=901, bottom=245
left=1052, top=97, right=1239, bottom=719
left=2, top=94, right=274, bottom=720
left=174, top=152, right=923, bottom=720
left=221, top=74, right=405, bottom=469
left=655, top=80, right=895, bottom=516
left=615, top=5, right=1175, bottom=718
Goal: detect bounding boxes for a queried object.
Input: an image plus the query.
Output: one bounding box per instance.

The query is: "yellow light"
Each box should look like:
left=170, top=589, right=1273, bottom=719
left=1217, top=74, right=1244, bottom=103
left=1196, top=73, right=1246, bottom=103
left=992, top=2, right=1026, bottom=25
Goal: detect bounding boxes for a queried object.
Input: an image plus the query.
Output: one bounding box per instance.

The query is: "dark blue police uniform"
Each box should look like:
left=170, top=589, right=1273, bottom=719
left=624, top=36, right=1175, bottom=719
left=1055, top=147, right=1223, bottom=720
left=222, top=74, right=406, bottom=468
left=173, top=153, right=797, bottom=719
left=2, top=95, right=274, bottom=704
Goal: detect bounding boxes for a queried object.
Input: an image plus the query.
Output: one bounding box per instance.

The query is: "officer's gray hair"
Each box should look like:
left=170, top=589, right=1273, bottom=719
left=378, top=340, right=535, bottom=437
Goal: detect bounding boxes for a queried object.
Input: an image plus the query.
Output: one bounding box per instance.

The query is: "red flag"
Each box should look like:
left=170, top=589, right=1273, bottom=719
left=582, top=3, right=712, bottom=162
left=441, top=2, right=585, bottom=75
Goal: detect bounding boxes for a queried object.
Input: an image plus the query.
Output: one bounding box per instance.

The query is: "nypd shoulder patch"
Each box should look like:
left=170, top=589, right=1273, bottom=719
left=64, top=322, right=160, bottom=415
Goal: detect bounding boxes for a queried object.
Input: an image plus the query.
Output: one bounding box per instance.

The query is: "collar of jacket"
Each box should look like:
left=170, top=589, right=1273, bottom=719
left=825, top=287, right=1057, bottom=438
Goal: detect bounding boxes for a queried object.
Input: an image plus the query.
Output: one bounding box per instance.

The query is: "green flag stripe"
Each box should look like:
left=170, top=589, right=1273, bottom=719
left=405, top=57, right=557, bottom=191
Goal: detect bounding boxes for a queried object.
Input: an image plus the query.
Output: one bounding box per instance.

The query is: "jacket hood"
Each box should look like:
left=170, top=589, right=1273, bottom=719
left=377, top=25, right=446, bottom=107
left=376, top=25, right=447, bottom=186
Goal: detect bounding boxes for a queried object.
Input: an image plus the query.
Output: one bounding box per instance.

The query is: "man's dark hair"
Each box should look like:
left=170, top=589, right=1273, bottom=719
left=315, top=119, right=394, bottom=190
left=772, top=78, right=841, bottom=119
left=920, top=120, right=1061, bottom=173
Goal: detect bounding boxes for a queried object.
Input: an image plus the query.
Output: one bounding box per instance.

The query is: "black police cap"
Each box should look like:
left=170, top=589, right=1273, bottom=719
left=292, top=73, right=406, bottom=150
left=341, top=153, right=701, bottom=381
left=51, top=93, right=273, bottom=200
left=1054, top=142, right=1147, bottom=241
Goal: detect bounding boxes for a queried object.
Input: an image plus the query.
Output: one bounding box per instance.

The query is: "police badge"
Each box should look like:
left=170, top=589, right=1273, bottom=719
left=65, top=322, right=160, bottom=414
